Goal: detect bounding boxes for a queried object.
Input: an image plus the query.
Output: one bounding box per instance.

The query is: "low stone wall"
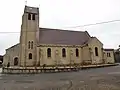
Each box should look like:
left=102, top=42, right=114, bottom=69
left=2, top=63, right=119, bottom=74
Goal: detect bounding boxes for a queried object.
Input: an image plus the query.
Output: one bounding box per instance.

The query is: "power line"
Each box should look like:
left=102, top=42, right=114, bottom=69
left=0, top=19, right=120, bottom=33
left=64, top=19, right=120, bottom=28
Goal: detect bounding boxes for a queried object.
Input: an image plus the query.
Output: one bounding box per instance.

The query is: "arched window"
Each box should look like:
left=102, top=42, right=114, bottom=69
left=47, top=48, right=51, bottom=57
left=32, top=14, right=35, bottom=20
left=29, top=53, right=32, bottom=59
left=31, top=41, right=33, bottom=49
left=28, top=13, right=31, bottom=20
left=76, top=48, right=79, bottom=57
left=28, top=41, right=33, bottom=49
left=95, top=47, right=98, bottom=56
left=28, top=41, right=30, bottom=49
left=62, top=48, right=66, bottom=57
left=14, top=57, right=18, bottom=66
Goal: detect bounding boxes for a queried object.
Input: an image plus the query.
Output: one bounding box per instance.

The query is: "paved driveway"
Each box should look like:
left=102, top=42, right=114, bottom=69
left=0, top=65, right=120, bottom=90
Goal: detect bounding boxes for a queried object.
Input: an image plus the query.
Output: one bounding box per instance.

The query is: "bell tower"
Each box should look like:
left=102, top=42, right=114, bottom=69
left=20, top=6, right=39, bottom=66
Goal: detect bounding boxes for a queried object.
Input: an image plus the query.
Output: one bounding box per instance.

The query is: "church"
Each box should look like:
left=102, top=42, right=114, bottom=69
left=3, top=6, right=115, bottom=67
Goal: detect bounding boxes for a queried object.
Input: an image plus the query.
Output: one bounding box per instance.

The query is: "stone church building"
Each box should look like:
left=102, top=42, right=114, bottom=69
left=3, top=6, right=115, bottom=67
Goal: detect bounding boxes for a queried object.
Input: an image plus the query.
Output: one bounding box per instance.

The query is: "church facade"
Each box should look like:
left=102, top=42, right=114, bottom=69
left=3, top=6, right=115, bottom=67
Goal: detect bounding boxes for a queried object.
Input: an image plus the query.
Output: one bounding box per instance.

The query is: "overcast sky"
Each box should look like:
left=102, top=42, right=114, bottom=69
left=0, top=0, right=120, bottom=55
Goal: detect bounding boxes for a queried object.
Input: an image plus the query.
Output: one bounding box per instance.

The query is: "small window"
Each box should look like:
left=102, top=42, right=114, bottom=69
left=47, top=48, right=51, bottom=57
left=76, top=48, right=79, bottom=57
left=95, top=47, right=98, bottom=56
left=107, top=53, right=109, bottom=57
left=107, top=53, right=111, bottom=57
left=62, top=48, right=66, bottom=57
left=28, top=13, right=31, bottom=20
left=31, top=41, right=33, bottom=49
left=29, top=53, right=32, bottom=59
left=32, top=14, right=35, bottom=20
left=28, top=41, right=30, bottom=49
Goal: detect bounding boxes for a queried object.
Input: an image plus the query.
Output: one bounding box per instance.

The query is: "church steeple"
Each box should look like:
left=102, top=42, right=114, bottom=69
left=20, top=5, right=39, bottom=66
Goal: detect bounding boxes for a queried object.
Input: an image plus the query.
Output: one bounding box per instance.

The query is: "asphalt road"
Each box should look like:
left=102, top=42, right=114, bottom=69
left=0, top=65, right=120, bottom=90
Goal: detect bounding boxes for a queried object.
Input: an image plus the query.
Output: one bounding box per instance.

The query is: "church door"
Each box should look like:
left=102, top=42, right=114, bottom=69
left=14, top=57, right=18, bottom=66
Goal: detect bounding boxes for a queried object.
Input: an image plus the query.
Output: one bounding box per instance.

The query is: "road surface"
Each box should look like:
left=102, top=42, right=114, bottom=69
left=0, top=65, right=120, bottom=90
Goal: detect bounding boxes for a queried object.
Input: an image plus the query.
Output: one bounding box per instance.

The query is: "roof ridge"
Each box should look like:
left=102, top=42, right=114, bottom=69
left=39, top=27, right=86, bottom=32
left=6, top=43, right=20, bottom=50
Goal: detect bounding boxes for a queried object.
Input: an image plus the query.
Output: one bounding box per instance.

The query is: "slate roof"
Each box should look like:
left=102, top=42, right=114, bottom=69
left=38, top=28, right=91, bottom=45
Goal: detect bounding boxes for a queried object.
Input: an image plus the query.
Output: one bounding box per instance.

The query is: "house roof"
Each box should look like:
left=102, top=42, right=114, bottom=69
left=104, top=49, right=114, bottom=51
left=38, top=28, right=91, bottom=45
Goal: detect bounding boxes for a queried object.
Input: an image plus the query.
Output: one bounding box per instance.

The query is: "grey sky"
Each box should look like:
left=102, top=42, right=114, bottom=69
left=0, top=0, right=120, bottom=55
